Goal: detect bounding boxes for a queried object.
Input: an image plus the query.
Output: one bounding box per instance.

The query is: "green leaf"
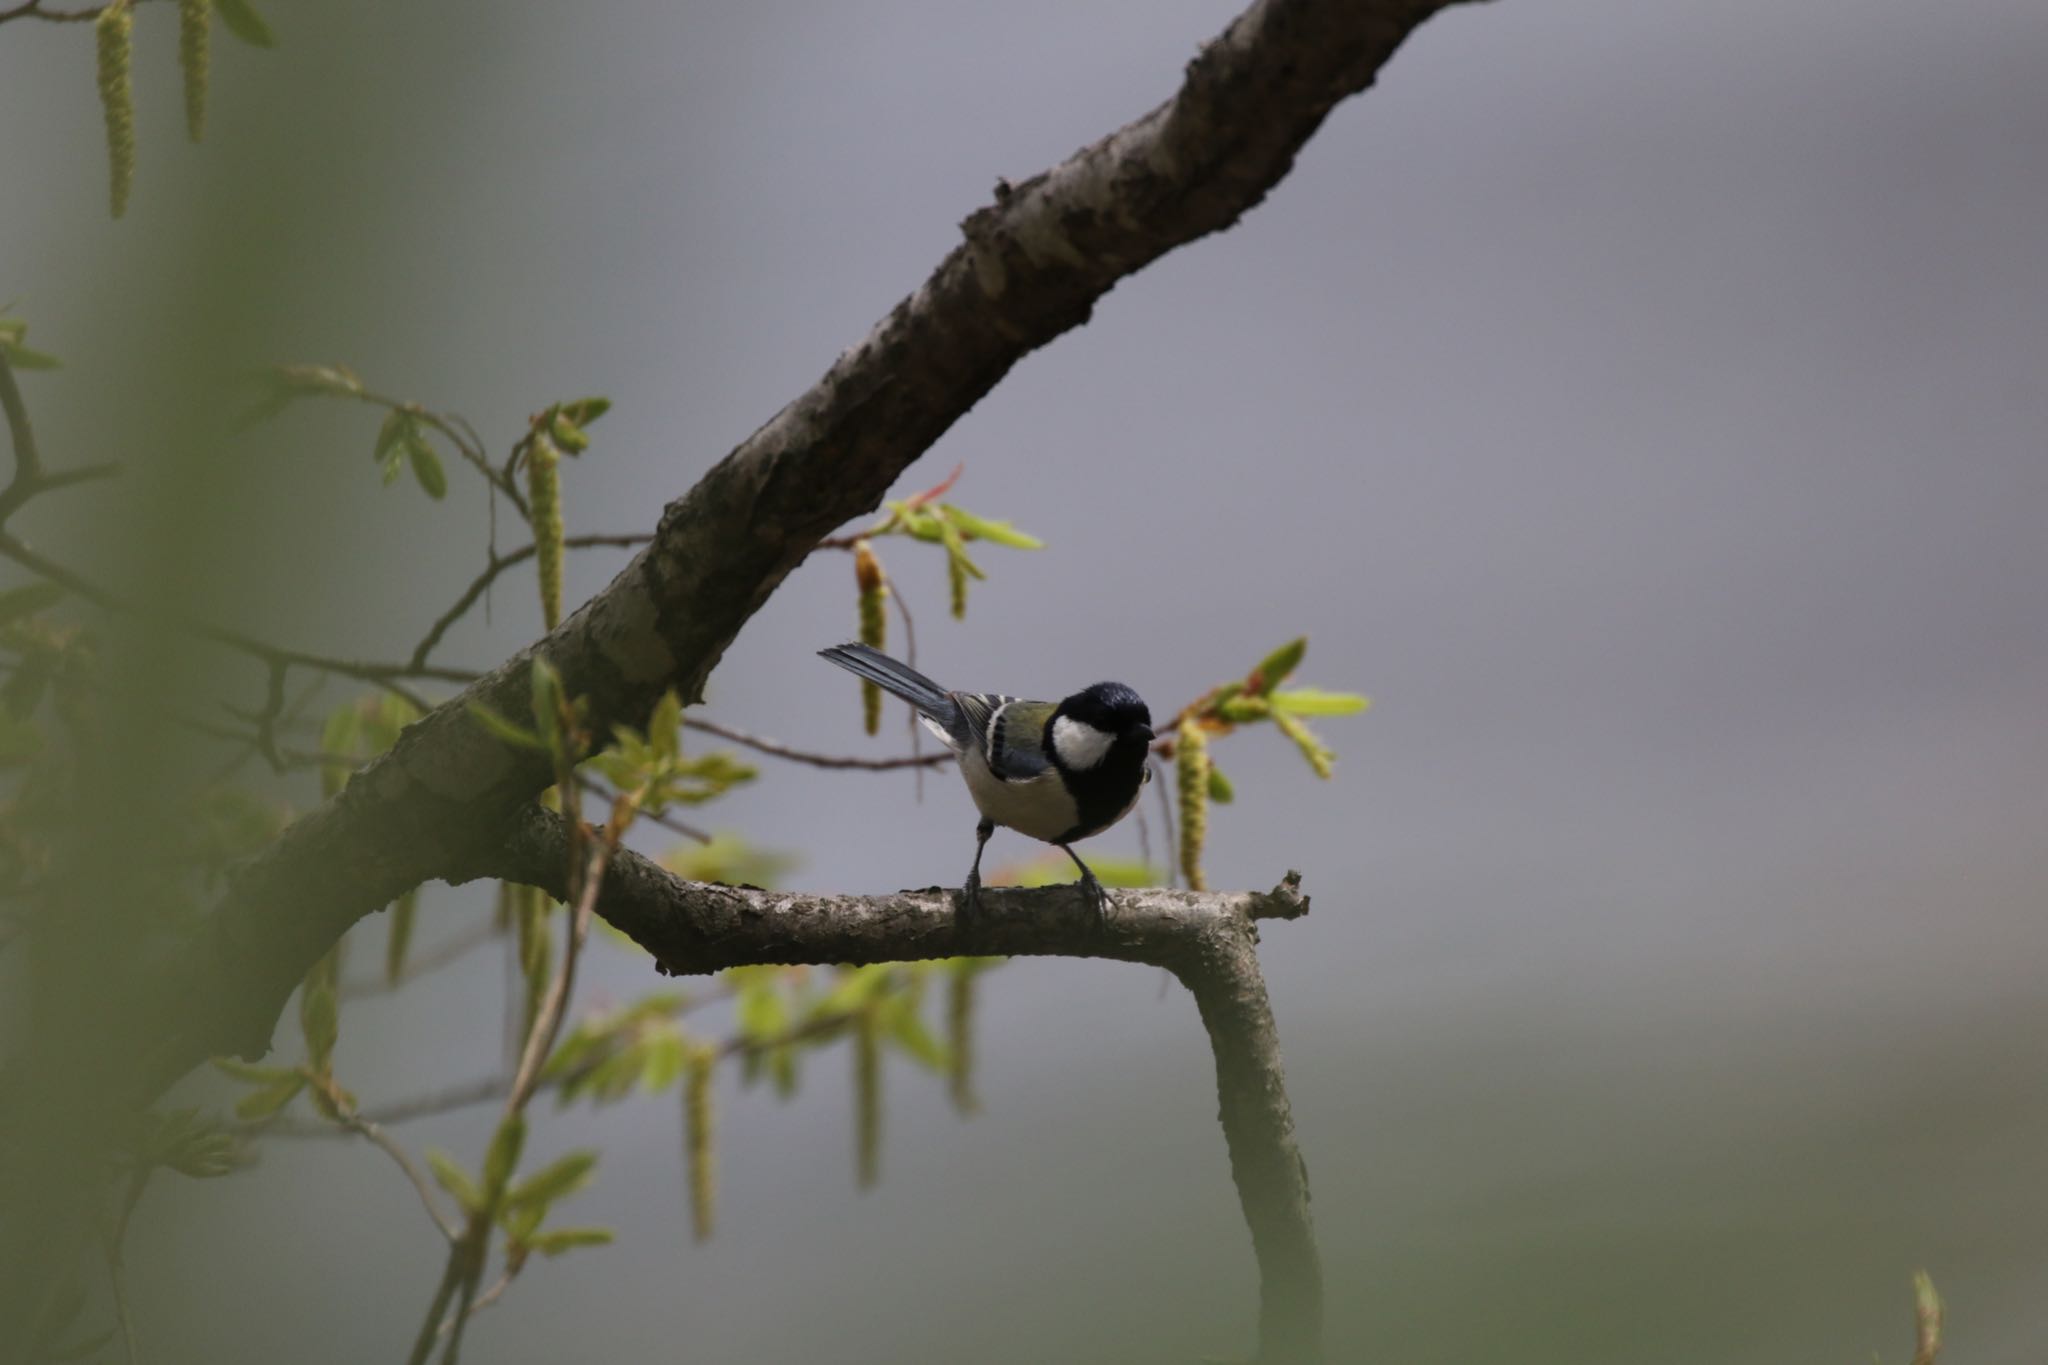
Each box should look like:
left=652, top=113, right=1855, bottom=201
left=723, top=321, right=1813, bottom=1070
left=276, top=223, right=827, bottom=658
left=299, top=980, right=338, bottom=1072
left=937, top=504, right=1044, bottom=549
left=211, top=1057, right=299, bottom=1086
left=404, top=428, right=447, bottom=499
left=1206, top=765, right=1235, bottom=804
left=1216, top=695, right=1272, bottom=724
left=426, top=1148, right=483, bottom=1213
left=529, top=658, right=565, bottom=760
left=932, top=515, right=987, bottom=580
left=0, top=583, right=65, bottom=625
left=549, top=411, right=590, bottom=454
left=0, top=708, right=41, bottom=767
left=384, top=889, right=417, bottom=985
left=373, top=409, right=409, bottom=464
left=818, top=963, right=895, bottom=1016
left=663, top=835, right=796, bottom=890
left=482, top=1115, right=527, bottom=1202
left=320, top=701, right=363, bottom=762
left=638, top=1028, right=686, bottom=1094
left=557, top=397, right=611, bottom=427
left=529, top=1226, right=614, bottom=1257
left=214, top=0, right=275, bottom=48
left=1269, top=688, right=1369, bottom=717
left=505, top=1150, right=598, bottom=1212
left=1, top=340, right=61, bottom=370
left=647, top=689, right=682, bottom=766
left=1002, top=854, right=1156, bottom=889
left=274, top=362, right=357, bottom=396
left=736, top=973, right=785, bottom=1044
left=1251, top=638, right=1307, bottom=694
left=467, top=702, right=542, bottom=750
left=1272, top=710, right=1335, bottom=780
left=0, top=318, right=24, bottom=345
left=137, top=1109, right=242, bottom=1179
left=883, top=999, right=947, bottom=1073
left=380, top=450, right=403, bottom=486
left=233, top=1075, right=306, bottom=1122
left=3, top=653, right=51, bottom=719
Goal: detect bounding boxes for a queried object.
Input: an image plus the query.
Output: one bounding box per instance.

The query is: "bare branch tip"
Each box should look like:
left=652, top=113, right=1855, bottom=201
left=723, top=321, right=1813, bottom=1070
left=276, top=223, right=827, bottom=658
left=1255, top=870, right=1310, bottom=922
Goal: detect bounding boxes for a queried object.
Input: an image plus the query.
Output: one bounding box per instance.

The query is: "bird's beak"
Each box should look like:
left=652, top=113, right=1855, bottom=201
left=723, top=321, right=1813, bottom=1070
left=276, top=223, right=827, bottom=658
left=1135, top=723, right=1155, bottom=743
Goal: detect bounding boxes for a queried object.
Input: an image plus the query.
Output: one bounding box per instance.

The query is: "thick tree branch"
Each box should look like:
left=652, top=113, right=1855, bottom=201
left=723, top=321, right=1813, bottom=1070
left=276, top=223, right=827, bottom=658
left=172, top=0, right=1471, bottom=1086
left=681, top=715, right=953, bottom=771
left=0, top=351, right=120, bottom=526
left=448, top=805, right=1321, bottom=1361
left=6, top=1, right=1473, bottom=1355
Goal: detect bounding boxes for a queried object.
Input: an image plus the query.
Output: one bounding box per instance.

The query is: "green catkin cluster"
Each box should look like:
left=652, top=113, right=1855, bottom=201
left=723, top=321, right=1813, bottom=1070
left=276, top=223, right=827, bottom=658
left=946, top=965, right=978, bottom=1115
left=515, top=885, right=550, bottom=1035
left=95, top=0, right=136, bottom=218
left=853, top=539, right=887, bottom=734
left=854, top=1005, right=881, bottom=1189
left=1273, top=709, right=1335, bottom=779
left=385, top=888, right=417, bottom=986
left=685, top=1047, right=715, bottom=1241
left=947, top=551, right=968, bottom=620
left=1177, top=719, right=1210, bottom=891
left=178, top=0, right=211, bottom=142
left=526, top=430, right=564, bottom=629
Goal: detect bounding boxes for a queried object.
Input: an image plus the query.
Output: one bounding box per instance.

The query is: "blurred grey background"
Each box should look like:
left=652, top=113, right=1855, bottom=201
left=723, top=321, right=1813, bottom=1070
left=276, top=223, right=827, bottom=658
left=4, top=0, right=2047, bottom=1360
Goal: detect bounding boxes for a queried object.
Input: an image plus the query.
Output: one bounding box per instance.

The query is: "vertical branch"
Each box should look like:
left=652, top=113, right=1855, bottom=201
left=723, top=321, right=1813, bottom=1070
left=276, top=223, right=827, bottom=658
left=1170, top=911, right=1323, bottom=1364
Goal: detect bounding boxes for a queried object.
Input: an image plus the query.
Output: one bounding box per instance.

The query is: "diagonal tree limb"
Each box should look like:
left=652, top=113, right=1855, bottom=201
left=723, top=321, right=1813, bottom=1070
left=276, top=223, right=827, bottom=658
left=7, top=0, right=1474, bottom=1353
left=170, top=0, right=1477, bottom=1087
left=450, top=804, right=1323, bottom=1362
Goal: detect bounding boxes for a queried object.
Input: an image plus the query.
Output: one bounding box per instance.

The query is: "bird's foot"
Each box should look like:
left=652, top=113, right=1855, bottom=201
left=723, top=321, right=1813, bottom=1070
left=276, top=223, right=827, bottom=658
left=958, top=869, right=983, bottom=927
left=1078, top=870, right=1110, bottom=927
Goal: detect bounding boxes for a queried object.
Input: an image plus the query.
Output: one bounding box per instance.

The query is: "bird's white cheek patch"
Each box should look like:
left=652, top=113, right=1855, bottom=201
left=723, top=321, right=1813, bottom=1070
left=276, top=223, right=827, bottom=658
left=1052, top=716, right=1113, bottom=770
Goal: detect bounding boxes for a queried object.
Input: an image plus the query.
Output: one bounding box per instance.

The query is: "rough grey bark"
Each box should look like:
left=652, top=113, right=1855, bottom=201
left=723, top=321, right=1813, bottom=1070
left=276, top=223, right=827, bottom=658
left=179, top=0, right=1478, bottom=1087
left=454, top=806, right=1322, bottom=1362
left=5, top=0, right=1482, bottom=1357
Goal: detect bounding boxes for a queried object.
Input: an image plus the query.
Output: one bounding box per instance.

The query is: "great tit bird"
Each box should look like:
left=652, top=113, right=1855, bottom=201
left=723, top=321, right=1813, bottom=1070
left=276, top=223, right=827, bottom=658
left=819, top=642, right=1154, bottom=921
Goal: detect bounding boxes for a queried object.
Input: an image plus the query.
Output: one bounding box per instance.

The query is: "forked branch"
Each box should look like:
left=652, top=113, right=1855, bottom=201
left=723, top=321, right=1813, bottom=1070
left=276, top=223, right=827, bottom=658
left=452, top=805, right=1323, bottom=1362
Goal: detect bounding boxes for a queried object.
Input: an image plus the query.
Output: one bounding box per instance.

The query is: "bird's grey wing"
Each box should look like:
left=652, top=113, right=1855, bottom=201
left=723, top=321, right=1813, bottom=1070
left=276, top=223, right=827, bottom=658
left=980, top=698, right=1056, bottom=781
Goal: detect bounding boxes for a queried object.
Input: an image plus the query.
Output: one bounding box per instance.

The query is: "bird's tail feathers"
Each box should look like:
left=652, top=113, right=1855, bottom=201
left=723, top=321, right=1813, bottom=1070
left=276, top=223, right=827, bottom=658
left=818, top=643, right=956, bottom=718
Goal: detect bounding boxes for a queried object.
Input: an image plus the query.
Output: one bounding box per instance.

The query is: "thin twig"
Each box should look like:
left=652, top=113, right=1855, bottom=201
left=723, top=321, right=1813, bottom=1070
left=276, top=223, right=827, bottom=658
left=1150, top=756, right=1178, bottom=888
left=0, top=351, right=121, bottom=526
left=1911, top=1270, right=1943, bottom=1365
left=339, top=920, right=500, bottom=999
left=443, top=1266, right=515, bottom=1334
left=0, top=0, right=107, bottom=24
left=339, top=1111, right=460, bottom=1242
left=405, top=1258, right=465, bottom=1365
left=102, top=1165, right=150, bottom=1365
left=0, top=530, right=465, bottom=708
left=409, top=533, right=649, bottom=670
left=682, top=716, right=951, bottom=772
left=356, top=390, right=526, bottom=518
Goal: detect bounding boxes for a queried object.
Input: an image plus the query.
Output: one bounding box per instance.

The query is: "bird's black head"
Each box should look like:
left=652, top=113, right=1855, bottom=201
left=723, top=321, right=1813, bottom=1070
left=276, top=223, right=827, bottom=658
left=1047, top=682, right=1154, bottom=774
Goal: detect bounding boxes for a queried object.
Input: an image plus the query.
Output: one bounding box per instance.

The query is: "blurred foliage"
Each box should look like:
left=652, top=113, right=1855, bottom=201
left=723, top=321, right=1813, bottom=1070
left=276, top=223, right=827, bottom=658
left=70, top=0, right=279, bottom=218
left=0, top=175, right=1365, bottom=1348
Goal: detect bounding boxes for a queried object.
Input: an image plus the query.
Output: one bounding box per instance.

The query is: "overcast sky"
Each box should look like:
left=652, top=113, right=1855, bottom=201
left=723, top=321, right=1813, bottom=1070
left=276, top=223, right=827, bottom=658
left=5, top=1, right=2047, bottom=1360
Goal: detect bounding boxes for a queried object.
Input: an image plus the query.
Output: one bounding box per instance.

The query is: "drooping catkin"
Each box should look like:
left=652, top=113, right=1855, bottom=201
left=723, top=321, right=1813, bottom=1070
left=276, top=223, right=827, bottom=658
left=515, top=884, right=550, bottom=1036
left=854, top=1004, right=881, bottom=1189
left=947, top=551, right=968, bottom=620
left=526, top=429, right=564, bottom=629
left=95, top=0, right=136, bottom=218
left=853, top=539, right=886, bottom=735
left=684, top=1046, right=715, bottom=1241
left=945, top=963, right=979, bottom=1115
left=1176, top=719, right=1210, bottom=891
left=178, top=0, right=211, bottom=142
